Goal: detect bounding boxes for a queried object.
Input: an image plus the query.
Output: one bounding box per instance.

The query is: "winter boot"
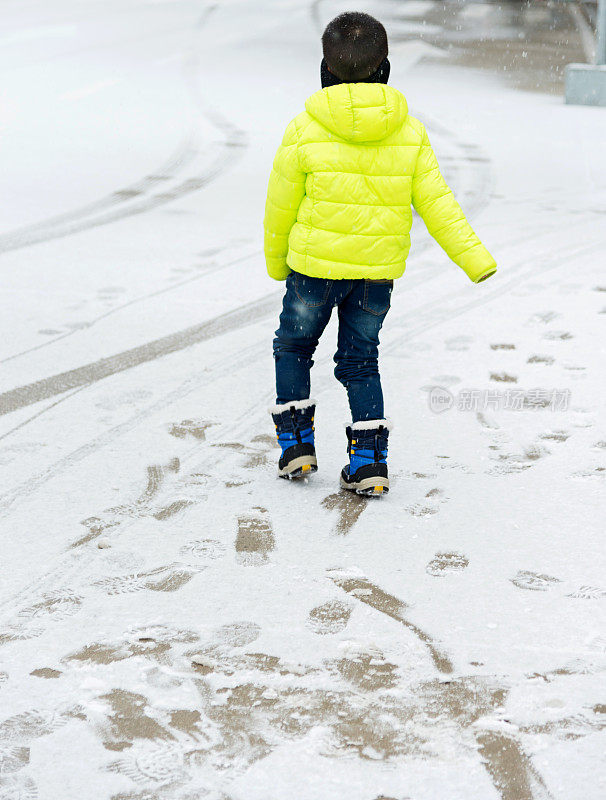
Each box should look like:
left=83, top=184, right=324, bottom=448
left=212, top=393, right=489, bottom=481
left=270, top=399, right=317, bottom=479
left=340, top=419, right=391, bottom=496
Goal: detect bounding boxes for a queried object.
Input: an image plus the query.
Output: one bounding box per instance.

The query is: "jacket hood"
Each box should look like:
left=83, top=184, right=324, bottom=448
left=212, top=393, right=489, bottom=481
left=305, top=83, right=408, bottom=143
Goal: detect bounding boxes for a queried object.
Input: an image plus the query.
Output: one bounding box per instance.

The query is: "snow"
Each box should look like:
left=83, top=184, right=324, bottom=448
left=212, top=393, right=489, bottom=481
left=0, top=1, right=605, bottom=798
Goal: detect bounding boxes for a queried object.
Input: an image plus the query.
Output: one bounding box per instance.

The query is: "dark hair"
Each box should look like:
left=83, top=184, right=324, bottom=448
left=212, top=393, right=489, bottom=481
left=322, top=12, right=388, bottom=82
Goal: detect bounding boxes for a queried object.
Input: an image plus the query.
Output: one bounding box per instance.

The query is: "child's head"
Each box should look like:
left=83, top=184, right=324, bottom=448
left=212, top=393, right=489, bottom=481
left=322, top=12, right=388, bottom=82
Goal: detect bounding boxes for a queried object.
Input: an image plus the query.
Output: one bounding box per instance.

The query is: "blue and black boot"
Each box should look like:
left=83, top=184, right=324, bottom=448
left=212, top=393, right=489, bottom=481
left=340, top=419, right=391, bottom=496
left=270, top=399, right=317, bottom=479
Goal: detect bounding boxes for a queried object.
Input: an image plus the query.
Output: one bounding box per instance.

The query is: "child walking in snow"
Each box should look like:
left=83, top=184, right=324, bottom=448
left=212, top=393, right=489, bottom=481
left=264, top=12, right=496, bottom=495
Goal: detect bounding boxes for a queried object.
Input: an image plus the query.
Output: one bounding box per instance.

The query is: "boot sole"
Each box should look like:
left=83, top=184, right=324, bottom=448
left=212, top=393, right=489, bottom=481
left=340, top=474, right=389, bottom=496
left=278, top=455, right=318, bottom=480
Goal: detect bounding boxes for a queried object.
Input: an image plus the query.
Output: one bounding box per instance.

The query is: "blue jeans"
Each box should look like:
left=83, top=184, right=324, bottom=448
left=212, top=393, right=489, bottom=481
left=273, top=271, right=392, bottom=423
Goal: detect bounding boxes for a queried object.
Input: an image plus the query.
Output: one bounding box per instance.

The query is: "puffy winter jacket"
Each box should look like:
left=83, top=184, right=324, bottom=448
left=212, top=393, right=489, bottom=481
left=264, top=83, right=496, bottom=283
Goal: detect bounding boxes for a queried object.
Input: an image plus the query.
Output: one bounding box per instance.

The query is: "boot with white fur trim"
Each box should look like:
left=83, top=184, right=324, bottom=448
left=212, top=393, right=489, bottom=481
left=340, top=419, right=391, bottom=496
left=269, top=399, right=317, bottom=479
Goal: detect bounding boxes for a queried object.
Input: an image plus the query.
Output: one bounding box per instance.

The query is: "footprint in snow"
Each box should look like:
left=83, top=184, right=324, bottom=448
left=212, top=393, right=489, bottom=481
left=0, top=707, right=76, bottom=741
left=406, top=504, right=438, bottom=517
left=213, top=435, right=277, bottom=471
left=426, top=552, right=469, bottom=576
left=0, top=774, right=37, bottom=800
left=94, top=565, right=195, bottom=595
left=0, top=625, right=44, bottom=647
left=477, top=412, right=500, bottom=430
left=527, top=354, right=554, bottom=364
left=18, top=590, right=82, bottom=621
left=179, top=538, right=227, bottom=566
left=0, top=744, right=30, bottom=773
left=308, top=600, right=353, bottom=635
left=235, top=512, right=275, bottom=565
left=566, top=586, right=606, bottom=600
left=570, top=467, right=605, bottom=480
left=210, top=621, right=262, bottom=649
left=445, top=335, right=473, bottom=351
left=539, top=430, right=569, bottom=442
left=528, top=311, right=559, bottom=325
left=570, top=408, right=595, bottom=429
left=322, top=492, right=368, bottom=536
left=66, top=626, right=198, bottom=667
left=105, top=732, right=185, bottom=778
left=486, top=460, right=532, bottom=476
left=510, top=571, right=561, bottom=592
left=190, top=621, right=262, bottom=671
left=30, top=668, right=62, bottom=679
left=490, top=372, right=517, bottom=383
left=152, top=499, right=194, bottom=521
left=332, top=648, right=399, bottom=692
left=168, top=419, right=216, bottom=441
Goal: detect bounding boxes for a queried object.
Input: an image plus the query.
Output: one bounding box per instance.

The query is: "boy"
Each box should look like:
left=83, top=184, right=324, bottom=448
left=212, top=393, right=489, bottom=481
left=264, top=12, right=496, bottom=496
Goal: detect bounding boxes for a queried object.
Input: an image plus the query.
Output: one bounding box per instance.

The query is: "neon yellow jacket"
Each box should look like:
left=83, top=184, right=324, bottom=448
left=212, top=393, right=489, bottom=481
left=264, top=83, right=496, bottom=283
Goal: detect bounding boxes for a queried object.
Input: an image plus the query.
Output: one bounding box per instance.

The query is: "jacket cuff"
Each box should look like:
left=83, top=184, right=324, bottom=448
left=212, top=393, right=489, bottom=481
left=461, top=248, right=497, bottom=283
left=472, top=266, right=497, bottom=283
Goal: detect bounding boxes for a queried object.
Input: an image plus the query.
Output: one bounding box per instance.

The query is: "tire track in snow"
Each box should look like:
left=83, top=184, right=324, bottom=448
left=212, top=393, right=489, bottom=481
left=0, top=336, right=266, bottom=523
left=0, top=3, right=245, bottom=258
left=0, top=132, right=196, bottom=254
left=0, top=387, right=87, bottom=444
left=0, top=246, right=261, bottom=368
left=0, top=293, right=277, bottom=417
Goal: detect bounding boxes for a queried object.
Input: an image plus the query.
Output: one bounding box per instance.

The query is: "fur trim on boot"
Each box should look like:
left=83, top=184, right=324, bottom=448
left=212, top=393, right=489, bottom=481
left=268, top=398, right=316, bottom=415
left=348, top=418, right=393, bottom=432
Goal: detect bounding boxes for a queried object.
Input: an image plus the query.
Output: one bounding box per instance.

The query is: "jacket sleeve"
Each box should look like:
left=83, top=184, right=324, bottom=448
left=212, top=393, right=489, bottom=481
left=411, top=126, right=496, bottom=283
left=263, top=120, right=306, bottom=281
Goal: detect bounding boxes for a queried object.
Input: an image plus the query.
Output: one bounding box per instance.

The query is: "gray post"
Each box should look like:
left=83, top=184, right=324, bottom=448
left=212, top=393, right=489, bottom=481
left=565, top=0, right=606, bottom=105
left=597, top=0, right=606, bottom=65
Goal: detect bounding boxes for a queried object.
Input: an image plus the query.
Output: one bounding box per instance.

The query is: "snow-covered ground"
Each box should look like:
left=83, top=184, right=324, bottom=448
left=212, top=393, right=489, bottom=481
left=1, top=1, right=605, bottom=798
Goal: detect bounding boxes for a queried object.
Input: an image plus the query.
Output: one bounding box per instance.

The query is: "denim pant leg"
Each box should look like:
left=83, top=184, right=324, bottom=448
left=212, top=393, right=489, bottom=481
left=273, top=272, right=334, bottom=404
left=333, top=279, right=392, bottom=422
